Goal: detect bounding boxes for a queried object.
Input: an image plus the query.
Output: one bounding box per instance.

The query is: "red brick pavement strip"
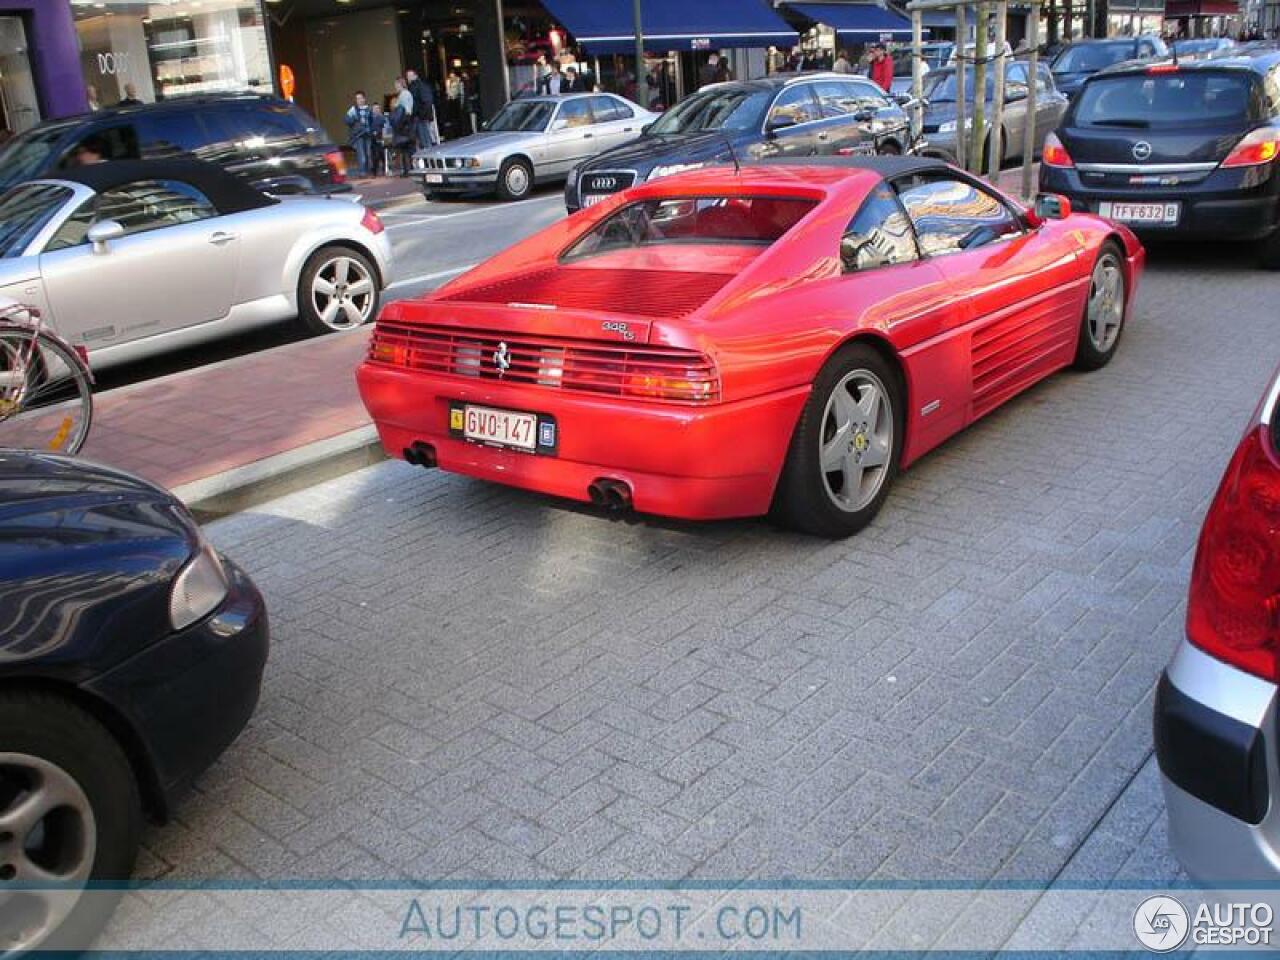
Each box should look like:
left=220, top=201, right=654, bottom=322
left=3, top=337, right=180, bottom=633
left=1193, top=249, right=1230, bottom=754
left=78, top=329, right=374, bottom=493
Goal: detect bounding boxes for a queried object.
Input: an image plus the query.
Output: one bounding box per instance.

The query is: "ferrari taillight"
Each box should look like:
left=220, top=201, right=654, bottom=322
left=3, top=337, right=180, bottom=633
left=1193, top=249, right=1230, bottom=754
left=361, top=207, right=385, bottom=235
left=624, top=367, right=719, bottom=403
left=1221, top=127, right=1280, bottom=169
left=1186, top=421, right=1280, bottom=682
left=369, top=335, right=409, bottom=367
left=325, top=149, right=348, bottom=183
left=1041, top=132, right=1074, bottom=168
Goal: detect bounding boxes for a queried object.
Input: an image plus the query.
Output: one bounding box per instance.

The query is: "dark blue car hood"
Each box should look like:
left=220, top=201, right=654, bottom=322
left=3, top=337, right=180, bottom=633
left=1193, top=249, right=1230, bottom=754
left=580, top=130, right=744, bottom=175
left=0, top=452, right=198, bottom=681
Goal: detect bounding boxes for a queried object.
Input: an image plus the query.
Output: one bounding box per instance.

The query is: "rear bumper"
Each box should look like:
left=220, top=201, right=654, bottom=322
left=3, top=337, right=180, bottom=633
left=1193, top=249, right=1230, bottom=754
left=356, top=361, right=808, bottom=520
left=1155, top=639, right=1280, bottom=883
left=1040, top=164, right=1280, bottom=240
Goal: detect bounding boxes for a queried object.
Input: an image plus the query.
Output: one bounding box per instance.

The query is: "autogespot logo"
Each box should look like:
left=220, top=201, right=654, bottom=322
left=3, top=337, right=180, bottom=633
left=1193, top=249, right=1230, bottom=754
left=1134, top=895, right=1190, bottom=952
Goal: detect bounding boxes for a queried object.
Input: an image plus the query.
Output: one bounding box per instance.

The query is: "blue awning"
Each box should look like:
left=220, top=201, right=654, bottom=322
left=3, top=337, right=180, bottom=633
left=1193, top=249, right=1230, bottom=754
left=786, top=2, right=917, bottom=37
left=540, top=0, right=798, bottom=54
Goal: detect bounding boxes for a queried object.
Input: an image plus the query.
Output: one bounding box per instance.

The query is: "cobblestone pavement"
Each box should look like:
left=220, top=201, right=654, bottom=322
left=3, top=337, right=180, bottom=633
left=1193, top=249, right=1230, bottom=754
left=129, top=243, right=1274, bottom=938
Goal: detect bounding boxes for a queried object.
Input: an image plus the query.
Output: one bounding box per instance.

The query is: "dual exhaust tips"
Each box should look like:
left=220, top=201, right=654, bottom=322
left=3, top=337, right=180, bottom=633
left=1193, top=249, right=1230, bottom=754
left=403, top=442, right=633, bottom=516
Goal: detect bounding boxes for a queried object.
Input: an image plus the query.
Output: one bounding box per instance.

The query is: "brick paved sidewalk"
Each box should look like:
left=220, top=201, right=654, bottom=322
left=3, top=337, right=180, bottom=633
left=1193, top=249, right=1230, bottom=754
left=79, top=329, right=372, bottom=495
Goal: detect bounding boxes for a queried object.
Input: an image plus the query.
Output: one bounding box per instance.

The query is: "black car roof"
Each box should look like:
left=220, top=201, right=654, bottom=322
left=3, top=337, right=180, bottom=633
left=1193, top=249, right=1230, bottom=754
left=61, top=92, right=291, bottom=125
left=1093, top=44, right=1280, bottom=78
left=752, top=155, right=950, bottom=178
left=44, top=158, right=276, bottom=214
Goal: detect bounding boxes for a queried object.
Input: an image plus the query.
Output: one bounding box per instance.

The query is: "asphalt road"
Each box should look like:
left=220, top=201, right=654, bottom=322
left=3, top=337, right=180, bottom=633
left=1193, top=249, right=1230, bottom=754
left=91, top=185, right=569, bottom=392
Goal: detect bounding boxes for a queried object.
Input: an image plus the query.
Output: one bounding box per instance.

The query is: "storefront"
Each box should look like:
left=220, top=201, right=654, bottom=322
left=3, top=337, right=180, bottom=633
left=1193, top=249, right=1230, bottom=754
left=0, top=1, right=86, bottom=130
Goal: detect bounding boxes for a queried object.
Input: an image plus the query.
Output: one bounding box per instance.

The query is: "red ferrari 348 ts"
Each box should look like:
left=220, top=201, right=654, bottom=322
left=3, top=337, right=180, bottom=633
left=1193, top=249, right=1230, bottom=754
left=357, top=157, right=1143, bottom=537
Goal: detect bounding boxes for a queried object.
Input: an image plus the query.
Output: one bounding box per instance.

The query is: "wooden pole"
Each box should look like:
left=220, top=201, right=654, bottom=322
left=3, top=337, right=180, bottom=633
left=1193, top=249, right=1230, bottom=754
left=912, top=7, right=925, bottom=145
left=955, top=2, right=967, bottom=169
left=1021, top=0, right=1040, bottom=199
left=970, top=2, right=988, bottom=172
left=988, top=0, right=1008, bottom=181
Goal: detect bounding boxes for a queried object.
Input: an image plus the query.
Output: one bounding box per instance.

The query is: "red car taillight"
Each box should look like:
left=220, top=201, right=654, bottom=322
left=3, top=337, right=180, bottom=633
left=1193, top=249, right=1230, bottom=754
left=325, top=149, right=348, bottom=183
left=361, top=207, right=385, bottom=235
left=623, top=366, right=719, bottom=403
left=1221, top=126, right=1280, bottom=169
left=1041, top=132, right=1074, bottom=168
left=1186, top=421, right=1280, bottom=682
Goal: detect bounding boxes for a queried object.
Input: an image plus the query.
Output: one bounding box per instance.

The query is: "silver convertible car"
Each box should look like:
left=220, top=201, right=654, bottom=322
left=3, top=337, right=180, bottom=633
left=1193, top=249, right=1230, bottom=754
left=0, top=158, right=393, bottom=369
left=412, top=92, right=657, bottom=201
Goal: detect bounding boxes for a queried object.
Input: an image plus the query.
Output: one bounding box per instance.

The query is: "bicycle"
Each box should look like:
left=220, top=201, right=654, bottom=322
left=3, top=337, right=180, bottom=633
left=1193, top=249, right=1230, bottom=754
left=0, top=301, right=94, bottom=455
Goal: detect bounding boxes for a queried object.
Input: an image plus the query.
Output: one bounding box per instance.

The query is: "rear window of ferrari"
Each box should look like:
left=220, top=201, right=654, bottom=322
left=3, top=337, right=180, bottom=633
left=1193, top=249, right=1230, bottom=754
left=563, top=196, right=816, bottom=260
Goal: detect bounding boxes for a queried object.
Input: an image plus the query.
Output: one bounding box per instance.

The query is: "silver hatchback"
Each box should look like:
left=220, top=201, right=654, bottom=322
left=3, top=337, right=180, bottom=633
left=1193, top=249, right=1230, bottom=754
left=412, top=93, right=657, bottom=201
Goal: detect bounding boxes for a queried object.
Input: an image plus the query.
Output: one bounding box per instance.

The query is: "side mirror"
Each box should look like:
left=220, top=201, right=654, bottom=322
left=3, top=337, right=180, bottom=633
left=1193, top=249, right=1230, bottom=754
left=87, top=219, right=124, bottom=254
left=1005, top=87, right=1029, bottom=102
left=1033, top=192, right=1072, bottom=221
left=766, top=115, right=797, bottom=135
left=480, top=119, right=490, bottom=131
left=641, top=122, right=653, bottom=135
left=853, top=108, right=877, bottom=123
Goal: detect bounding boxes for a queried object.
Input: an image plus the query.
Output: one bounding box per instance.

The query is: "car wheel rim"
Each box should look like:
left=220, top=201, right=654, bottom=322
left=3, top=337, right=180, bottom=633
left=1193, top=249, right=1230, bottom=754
left=819, top=369, right=893, bottom=513
left=311, top=255, right=375, bottom=330
left=1087, top=254, right=1124, bottom=353
left=0, top=753, right=97, bottom=954
left=506, top=165, right=530, bottom=196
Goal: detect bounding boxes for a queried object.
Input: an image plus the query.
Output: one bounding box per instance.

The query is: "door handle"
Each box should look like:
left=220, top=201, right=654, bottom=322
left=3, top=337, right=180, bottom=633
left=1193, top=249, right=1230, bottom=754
left=817, top=131, right=830, bottom=140
left=583, top=133, right=593, bottom=139
left=623, top=127, right=633, bottom=132
left=208, top=231, right=238, bottom=245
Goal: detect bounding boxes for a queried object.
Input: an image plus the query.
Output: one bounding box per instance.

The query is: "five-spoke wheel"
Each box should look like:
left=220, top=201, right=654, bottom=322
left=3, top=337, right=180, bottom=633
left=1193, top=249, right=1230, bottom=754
left=298, top=246, right=380, bottom=335
left=1075, top=243, right=1127, bottom=369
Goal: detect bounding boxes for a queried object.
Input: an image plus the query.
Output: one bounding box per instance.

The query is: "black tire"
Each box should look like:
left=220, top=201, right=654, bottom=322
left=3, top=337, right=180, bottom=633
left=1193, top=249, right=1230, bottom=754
left=422, top=189, right=440, bottom=202
left=773, top=342, right=904, bottom=538
left=876, top=140, right=902, bottom=156
left=0, top=691, right=141, bottom=953
left=1259, top=229, right=1280, bottom=270
left=1073, top=240, right=1127, bottom=371
left=296, top=244, right=380, bottom=336
left=495, top=157, right=533, bottom=201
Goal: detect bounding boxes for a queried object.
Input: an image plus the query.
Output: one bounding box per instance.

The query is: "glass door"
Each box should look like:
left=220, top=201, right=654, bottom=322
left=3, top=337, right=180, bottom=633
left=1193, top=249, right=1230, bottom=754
left=0, top=17, right=41, bottom=138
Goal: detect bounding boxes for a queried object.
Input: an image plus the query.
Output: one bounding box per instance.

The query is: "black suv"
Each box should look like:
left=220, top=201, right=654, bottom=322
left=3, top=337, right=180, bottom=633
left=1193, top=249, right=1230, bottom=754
left=1039, top=47, right=1280, bottom=267
left=1050, top=36, right=1169, bottom=98
left=0, top=94, right=348, bottom=196
left=566, top=73, right=915, bottom=212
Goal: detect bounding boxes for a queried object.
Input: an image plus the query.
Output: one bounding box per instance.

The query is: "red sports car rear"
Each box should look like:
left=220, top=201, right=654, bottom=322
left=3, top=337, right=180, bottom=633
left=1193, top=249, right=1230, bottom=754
left=358, top=158, right=1143, bottom=537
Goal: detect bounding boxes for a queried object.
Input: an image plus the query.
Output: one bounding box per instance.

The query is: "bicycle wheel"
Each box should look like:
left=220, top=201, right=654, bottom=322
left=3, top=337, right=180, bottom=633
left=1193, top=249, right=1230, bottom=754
left=0, top=324, right=93, bottom=455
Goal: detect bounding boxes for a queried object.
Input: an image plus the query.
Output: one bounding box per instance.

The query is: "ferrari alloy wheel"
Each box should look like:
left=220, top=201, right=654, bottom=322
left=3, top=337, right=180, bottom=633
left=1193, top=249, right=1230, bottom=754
left=0, top=692, right=140, bottom=954
left=774, top=342, right=904, bottom=538
left=1074, top=243, right=1126, bottom=370
left=298, top=245, right=380, bottom=336
left=497, top=158, right=532, bottom=201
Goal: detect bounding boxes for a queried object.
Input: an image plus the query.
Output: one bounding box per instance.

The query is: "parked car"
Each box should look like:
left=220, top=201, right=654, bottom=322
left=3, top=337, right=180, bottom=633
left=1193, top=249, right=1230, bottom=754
left=411, top=93, right=657, bottom=201
left=920, top=61, right=1069, bottom=164
left=1154, top=362, right=1280, bottom=882
left=0, top=158, right=392, bottom=370
left=888, top=43, right=954, bottom=95
left=1049, top=36, right=1169, bottom=98
left=565, top=75, right=917, bottom=212
left=0, top=93, right=348, bottom=197
left=0, top=450, right=268, bottom=952
left=360, top=156, right=1142, bottom=537
left=1170, top=36, right=1237, bottom=58
left=1039, top=46, right=1280, bottom=267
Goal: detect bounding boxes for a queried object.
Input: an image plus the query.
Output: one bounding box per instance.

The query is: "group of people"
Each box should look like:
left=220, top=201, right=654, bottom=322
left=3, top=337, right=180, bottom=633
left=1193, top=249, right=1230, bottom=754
left=533, top=53, right=598, bottom=95
left=764, top=43, right=896, bottom=91
left=344, top=68, right=476, bottom=178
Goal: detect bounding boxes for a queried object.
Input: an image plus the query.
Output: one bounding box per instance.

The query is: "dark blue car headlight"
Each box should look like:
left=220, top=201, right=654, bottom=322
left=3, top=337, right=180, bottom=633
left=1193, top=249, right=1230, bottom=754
left=169, top=543, right=230, bottom=630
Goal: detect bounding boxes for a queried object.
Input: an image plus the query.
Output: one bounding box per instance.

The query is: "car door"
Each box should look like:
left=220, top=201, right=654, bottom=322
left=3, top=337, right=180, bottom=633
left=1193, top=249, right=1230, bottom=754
left=541, top=99, right=600, bottom=175
left=759, top=83, right=824, bottom=157
left=38, top=178, right=239, bottom=349
left=892, top=173, right=1086, bottom=420
left=1035, top=63, right=1068, bottom=149
left=588, top=96, right=643, bottom=149
left=811, top=79, right=887, bottom=155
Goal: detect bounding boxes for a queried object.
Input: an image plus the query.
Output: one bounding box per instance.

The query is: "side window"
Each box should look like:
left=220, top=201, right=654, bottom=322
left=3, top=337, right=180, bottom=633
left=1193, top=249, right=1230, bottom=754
left=136, top=112, right=207, bottom=159
left=841, top=184, right=918, bottom=272
left=1037, top=64, right=1056, bottom=93
left=57, top=125, right=139, bottom=168
left=814, top=80, right=887, bottom=118
left=1005, top=64, right=1030, bottom=100
left=895, top=176, right=1021, bottom=256
left=610, top=97, right=635, bottom=120
left=45, top=199, right=96, bottom=252
left=95, top=179, right=219, bottom=239
left=588, top=96, right=620, bottom=122
left=553, top=99, right=592, bottom=129
left=767, top=84, right=822, bottom=128
left=221, top=103, right=311, bottom=149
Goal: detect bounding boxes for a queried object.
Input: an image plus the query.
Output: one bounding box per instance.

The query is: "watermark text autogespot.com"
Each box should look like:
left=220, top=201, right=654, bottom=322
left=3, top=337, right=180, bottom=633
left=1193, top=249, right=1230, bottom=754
left=399, top=899, right=803, bottom=945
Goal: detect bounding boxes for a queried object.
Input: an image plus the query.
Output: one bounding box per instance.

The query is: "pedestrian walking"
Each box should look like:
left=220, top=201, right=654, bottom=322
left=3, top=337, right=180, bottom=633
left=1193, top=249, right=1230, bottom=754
left=405, top=68, right=438, bottom=149
left=390, top=77, right=416, bottom=176
left=833, top=49, right=853, bottom=73
left=369, top=103, right=387, bottom=176
left=344, top=90, right=375, bottom=177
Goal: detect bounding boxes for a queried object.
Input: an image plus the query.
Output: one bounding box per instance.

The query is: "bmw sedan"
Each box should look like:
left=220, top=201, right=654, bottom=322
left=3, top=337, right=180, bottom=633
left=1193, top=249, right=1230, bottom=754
left=565, top=74, right=917, bottom=212
left=0, top=157, right=393, bottom=369
left=412, top=93, right=656, bottom=201
left=0, top=450, right=268, bottom=952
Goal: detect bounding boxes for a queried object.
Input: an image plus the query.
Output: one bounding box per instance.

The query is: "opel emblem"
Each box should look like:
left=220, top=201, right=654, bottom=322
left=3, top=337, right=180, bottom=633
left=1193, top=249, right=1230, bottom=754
left=1132, top=140, right=1153, bottom=161
left=493, top=341, right=511, bottom=375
